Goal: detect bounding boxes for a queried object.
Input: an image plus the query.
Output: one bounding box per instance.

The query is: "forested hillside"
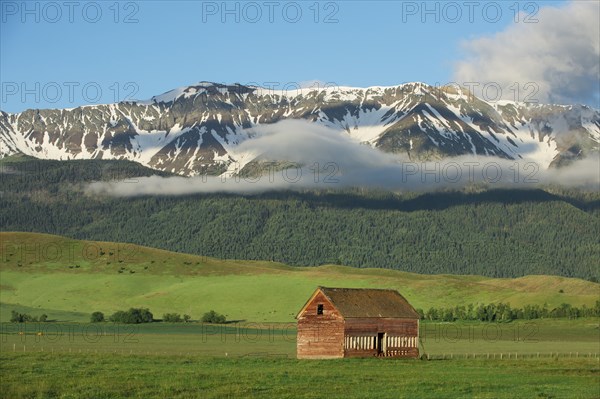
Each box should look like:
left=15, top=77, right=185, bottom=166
left=1, top=157, right=598, bottom=280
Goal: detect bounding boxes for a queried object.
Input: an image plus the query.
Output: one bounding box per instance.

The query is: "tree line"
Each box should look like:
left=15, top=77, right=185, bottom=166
left=10, top=310, right=48, bottom=323
left=89, top=309, right=226, bottom=324
left=416, top=300, right=600, bottom=322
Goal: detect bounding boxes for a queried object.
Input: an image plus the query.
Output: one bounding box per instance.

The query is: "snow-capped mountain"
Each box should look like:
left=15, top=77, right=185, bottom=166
left=1, top=82, right=598, bottom=176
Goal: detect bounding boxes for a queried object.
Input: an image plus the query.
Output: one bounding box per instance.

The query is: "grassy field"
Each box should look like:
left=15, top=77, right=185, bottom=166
left=1, top=319, right=598, bottom=398
left=1, top=319, right=598, bottom=358
left=1, top=232, right=599, bottom=398
left=0, top=352, right=598, bottom=399
left=1, top=232, right=598, bottom=323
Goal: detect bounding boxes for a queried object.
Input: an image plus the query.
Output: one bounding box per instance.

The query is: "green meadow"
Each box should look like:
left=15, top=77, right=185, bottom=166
left=1, top=318, right=599, bottom=398
left=1, top=232, right=599, bottom=398
left=1, top=232, right=598, bottom=323
left=1, top=319, right=598, bottom=358
left=0, top=353, right=598, bottom=399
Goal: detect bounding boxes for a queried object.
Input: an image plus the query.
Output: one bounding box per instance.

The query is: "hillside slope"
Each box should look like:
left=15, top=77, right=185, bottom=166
left=1, top=232, right=598, bottom=322
left=1, top=157, right=598, bottom=280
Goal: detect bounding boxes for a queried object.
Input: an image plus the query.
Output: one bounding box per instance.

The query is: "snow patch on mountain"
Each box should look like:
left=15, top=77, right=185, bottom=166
left=1, top=82, right=598, bottom=176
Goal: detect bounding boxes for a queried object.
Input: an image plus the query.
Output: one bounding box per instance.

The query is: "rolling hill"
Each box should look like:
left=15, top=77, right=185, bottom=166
left=1, top=232, right=598, bottom=323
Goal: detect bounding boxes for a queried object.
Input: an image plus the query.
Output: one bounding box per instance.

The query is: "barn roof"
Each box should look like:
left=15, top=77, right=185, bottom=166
left=314, top=287, right=420, bottom=319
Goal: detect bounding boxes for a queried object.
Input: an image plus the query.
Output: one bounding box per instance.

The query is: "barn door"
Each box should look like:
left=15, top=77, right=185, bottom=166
left=377, top=333, right=385, bottom=355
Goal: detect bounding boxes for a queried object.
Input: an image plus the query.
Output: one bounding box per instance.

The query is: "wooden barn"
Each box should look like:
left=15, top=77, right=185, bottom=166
left=296, top=287, right=420, bottom=359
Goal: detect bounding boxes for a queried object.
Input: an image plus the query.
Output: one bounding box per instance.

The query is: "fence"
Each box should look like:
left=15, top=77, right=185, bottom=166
left=6, top=344, right=292, bottom=358
left=424, top=352, right=600, bottom=360
left=5, top=344, right=600, bottom=361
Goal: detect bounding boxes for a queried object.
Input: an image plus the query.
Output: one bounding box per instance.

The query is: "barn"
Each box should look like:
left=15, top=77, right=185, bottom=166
left=296, top=287, right=420, bottom=359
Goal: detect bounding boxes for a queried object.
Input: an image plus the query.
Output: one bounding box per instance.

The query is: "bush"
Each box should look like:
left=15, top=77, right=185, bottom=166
left=162, top=313, right=183, bottom=323
left=201, top=310, right=226, bottom=324
left=39, top=314, right=48, bottom=322
left=108, top=310, right=127, bottom=323
left=10, top=310, right=36, bottom=323
left=91, top=311, right=105, bottom=323
left=10, top=310, right=21, bottom=323
left=108, top=308, right=153, bottom=324
left=183, top=314, right=191, bottom=323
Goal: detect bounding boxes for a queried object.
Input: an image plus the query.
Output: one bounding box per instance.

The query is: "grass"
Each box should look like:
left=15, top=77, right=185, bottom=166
left=1, top=319, right=597, bottom=358
left=421, top=319, right=600, bottom=356
left=0, top=353, right=598, bottom=398
left=1, top=229, right=598, bottom=399
left=1, top=232, right=598, bottom=323
left=0, top=318, right=597, bottom=398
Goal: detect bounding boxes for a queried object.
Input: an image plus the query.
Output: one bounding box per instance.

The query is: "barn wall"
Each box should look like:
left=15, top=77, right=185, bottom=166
left=344, top=318, right=419, bottom=358
left=297, top=291, right=345, bottom=359
left=344, top=318, right=418, bottom=336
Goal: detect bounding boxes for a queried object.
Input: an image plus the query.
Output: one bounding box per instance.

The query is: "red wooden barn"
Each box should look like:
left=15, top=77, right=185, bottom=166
left=296, top=287, right=420, bottom=359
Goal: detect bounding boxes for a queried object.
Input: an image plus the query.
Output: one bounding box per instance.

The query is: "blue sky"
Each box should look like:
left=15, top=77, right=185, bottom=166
left=0, top=0, right=578, bottom=112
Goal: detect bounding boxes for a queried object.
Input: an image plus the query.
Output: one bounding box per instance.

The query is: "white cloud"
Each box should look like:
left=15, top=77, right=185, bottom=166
left=87, top=120, right=600, bottom=196
left=454, top=1, right=600, bottom=106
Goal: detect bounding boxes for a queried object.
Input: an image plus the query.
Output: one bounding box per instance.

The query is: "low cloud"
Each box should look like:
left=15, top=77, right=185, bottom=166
left=454, top=1, right=600, bottom=106
left=87, top=120, right=599, bottom=196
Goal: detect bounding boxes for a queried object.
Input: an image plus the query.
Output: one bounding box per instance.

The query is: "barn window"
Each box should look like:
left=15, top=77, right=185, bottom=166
left=317, top=304, right=324, bottom=315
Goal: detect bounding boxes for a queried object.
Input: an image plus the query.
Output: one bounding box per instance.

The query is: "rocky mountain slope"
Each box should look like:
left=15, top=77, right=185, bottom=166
left=1, top=82, right=598, bottom=176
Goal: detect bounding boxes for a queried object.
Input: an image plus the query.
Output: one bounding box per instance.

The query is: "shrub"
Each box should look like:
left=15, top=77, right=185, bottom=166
left=183, top=314, right=191, bottom=323
left=39, top=314, right=48, bottom=322
left=109, top=308, right=153, bottom=324
left=91, top=311, right=105, bottom=323
left=108, top=310, right=127, bottom=323
left=10, top=310, right=21, bottom=323
left=10, top=310, right=36, bottom=323
left=201, top=310, right=226, bottom=324
left=162, top=313, right=183, bottom=323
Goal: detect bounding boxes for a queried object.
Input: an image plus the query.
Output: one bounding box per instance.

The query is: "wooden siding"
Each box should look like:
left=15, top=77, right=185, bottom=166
left=344, top=318, right=419, bottom=336
left=297, top=291, right=345, bottom=359
left=297, top=288, right=420, bottom=359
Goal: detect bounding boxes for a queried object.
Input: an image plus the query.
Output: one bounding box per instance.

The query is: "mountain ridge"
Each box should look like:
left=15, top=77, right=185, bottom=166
left=1, top=81, right=599, bottom=176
